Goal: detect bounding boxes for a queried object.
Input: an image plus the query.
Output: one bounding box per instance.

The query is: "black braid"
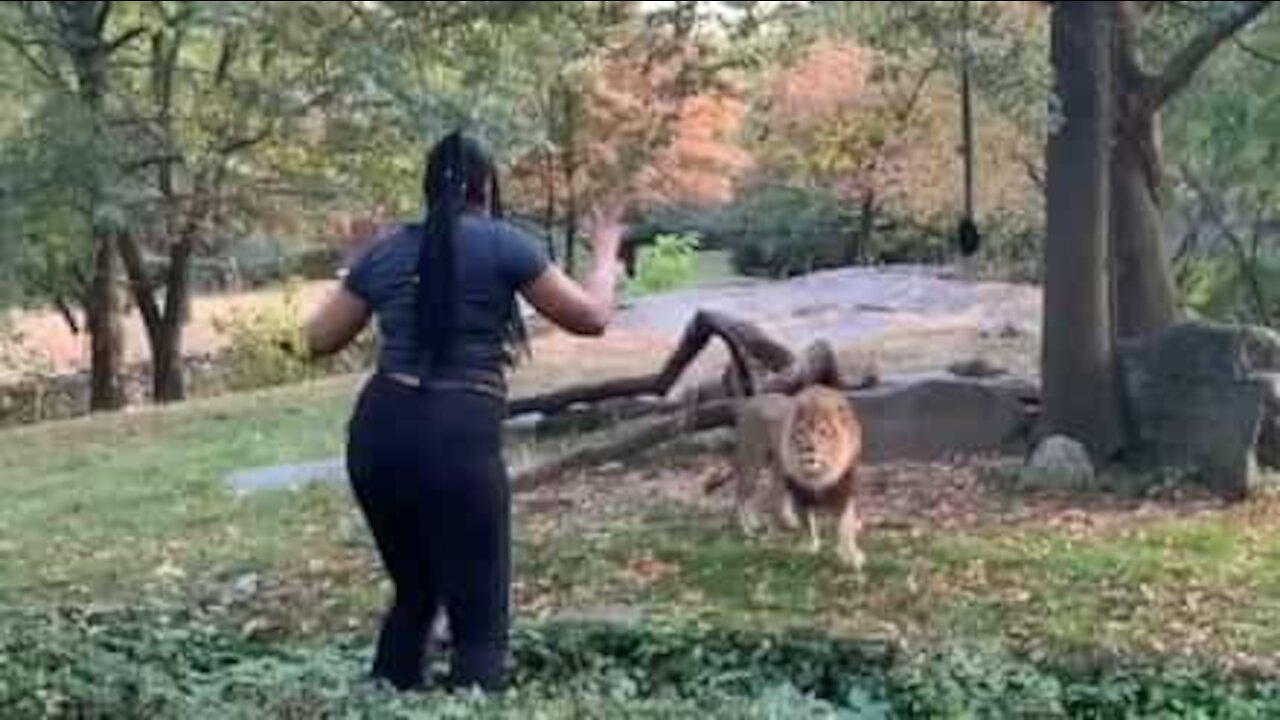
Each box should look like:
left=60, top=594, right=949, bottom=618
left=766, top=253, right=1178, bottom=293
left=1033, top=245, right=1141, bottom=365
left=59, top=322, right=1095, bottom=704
left=417, top=131, right=531, bottom=372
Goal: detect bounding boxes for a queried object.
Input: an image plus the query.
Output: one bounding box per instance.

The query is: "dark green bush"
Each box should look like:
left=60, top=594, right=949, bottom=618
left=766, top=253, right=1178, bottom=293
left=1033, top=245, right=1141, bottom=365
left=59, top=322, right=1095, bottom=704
left=714, top=182, right=856, bottom=278
left=703, top=182, right=983, bottom=278
left=1179, top=256, right=1280, bottom=327
left=4, top=607, right=1279, bottom=719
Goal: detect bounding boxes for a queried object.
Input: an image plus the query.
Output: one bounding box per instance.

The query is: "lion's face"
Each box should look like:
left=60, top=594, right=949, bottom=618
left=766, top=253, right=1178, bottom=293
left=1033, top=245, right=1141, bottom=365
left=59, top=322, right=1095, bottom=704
left=785, top=388, right=860, bottom=486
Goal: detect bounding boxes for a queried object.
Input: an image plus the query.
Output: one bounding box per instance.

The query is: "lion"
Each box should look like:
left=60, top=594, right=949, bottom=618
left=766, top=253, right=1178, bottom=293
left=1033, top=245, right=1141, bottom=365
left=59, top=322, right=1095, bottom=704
left=708, top=383, right=866, bottom=571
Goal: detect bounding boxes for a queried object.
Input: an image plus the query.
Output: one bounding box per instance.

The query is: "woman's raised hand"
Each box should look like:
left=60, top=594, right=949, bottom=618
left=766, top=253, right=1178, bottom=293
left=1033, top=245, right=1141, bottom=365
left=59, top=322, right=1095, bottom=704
left=584, top=196, right=628, bottom=264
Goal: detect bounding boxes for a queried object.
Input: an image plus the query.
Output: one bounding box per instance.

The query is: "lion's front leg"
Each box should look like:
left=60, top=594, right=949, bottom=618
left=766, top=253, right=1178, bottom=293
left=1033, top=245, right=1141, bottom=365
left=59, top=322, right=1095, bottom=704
left=805, top=507, right=821, bottom=554
left=836, top=498, right=865, bottom=573
left=734, top=466, right=763, bottom=536
left=768, top=474, right=798, bottom=530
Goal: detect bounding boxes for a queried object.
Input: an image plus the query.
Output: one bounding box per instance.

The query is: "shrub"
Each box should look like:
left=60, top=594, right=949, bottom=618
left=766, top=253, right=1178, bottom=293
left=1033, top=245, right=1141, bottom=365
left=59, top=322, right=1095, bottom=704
left=211, top=278, right=373, bottom=392
left=1179, top=256, right=1280, bottom=327
left=7, top=609, right=1280, bottom=719
left=625, top=233, right=701, bottom=296
left=714, top=182, right=855, bottom=278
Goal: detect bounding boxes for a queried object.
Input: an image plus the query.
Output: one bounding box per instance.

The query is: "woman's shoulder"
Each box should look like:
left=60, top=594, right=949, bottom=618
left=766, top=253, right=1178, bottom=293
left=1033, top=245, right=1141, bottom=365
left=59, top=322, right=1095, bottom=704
left=457, top=213, right=533, bottom=241
left=341, top=222, right=418, bottom=291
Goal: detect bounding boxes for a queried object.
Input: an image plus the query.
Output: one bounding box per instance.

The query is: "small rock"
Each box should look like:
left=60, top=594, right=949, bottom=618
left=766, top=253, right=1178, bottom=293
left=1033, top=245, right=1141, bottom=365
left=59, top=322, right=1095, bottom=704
left=1020, top=435, right=1094, bottom=489
left=980, top=323, right=1025, bottom=340
left=228, top=573, right=260, bottom=604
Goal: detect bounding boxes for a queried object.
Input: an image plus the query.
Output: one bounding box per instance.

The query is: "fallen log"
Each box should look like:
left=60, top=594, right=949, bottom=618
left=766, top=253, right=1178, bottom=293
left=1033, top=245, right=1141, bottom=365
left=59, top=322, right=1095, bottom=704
left=512, top=375, right=1040, bottom=493
left=512, top=400, right=737, bottom=492
left=508, top=339, right=863, bottom=438
left=508, top=310, right=794, bottom=418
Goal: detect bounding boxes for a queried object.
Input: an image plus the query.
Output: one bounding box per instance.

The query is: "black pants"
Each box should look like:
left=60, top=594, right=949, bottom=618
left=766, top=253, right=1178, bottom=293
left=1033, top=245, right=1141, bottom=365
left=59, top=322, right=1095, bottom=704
left=346, top=374, right=511, bottom=692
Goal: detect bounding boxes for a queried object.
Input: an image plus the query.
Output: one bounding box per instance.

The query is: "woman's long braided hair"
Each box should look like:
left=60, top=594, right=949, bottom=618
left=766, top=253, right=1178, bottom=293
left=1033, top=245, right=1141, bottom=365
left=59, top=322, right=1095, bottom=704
left=417, top=131, right=529, bottom=370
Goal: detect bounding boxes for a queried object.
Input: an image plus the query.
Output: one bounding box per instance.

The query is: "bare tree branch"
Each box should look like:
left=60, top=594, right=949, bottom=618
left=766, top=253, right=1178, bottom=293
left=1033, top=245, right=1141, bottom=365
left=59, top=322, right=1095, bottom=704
left=94, top=1, right=113, bottom=38
left=1151, top=0, right=1274, bottom=108
left=0, top=29, right=65, bottom=86
left=1233, top=36, right=1280, bottom=66
left=116, top=231, right=165, bottom=340
left=106, top=26, right=145, bottom=53
left=1181, top=163, right=1273, bottom=325
left=123, top=153, right=184, bottom=175
left=214, top=127, right=275, bottom=157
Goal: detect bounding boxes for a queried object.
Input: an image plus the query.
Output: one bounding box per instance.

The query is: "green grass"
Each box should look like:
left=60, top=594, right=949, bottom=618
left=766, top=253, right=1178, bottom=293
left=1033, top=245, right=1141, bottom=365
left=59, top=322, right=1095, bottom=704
left=693, top=250, right=741, bottom=286
left=3, top=373, right=1280, bottom=677
left=0, top=377, right=362, bottom=611
left=518, top=491, right=1280, bottom=668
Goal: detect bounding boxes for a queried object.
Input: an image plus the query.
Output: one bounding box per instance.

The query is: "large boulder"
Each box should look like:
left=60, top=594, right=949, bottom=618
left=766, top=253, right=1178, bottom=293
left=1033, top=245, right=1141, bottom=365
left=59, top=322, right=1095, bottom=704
left=1117, top=322, right=1280, bottom=501
left=851, top=375, right=1036, bottom=463
left=1020, top=435, right=1094, bottom=490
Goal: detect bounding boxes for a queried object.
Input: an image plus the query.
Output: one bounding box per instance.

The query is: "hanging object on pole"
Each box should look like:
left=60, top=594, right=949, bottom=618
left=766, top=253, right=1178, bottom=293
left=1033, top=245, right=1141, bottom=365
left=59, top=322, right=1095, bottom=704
left=956, top=0, right=982, bottom=258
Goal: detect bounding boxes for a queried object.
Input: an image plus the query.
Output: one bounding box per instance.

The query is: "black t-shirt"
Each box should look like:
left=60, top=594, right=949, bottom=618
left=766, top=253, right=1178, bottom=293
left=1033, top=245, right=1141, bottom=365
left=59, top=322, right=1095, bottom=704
left=343, top=213, right=548, bottom=389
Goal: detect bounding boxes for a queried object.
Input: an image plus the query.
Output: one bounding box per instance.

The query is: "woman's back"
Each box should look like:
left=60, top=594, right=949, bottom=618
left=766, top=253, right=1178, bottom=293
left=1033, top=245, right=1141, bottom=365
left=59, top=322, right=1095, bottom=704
left=344, top=213, right=547, bottom=390
left=301, top=130, right=626, bottom=693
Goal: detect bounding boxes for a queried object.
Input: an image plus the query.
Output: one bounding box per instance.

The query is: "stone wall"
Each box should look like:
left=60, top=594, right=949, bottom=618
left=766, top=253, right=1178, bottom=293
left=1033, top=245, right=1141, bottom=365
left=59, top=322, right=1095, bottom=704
left=0, top=355, right=239, bottom=428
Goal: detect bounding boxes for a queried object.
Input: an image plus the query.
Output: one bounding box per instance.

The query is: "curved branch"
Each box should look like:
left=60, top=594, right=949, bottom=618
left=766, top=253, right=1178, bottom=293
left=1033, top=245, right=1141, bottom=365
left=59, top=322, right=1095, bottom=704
left=507, top=310, right=794, bottom=417
left=511, top=340, right=853, bottom=491
left=1151, top=0, right=1274, bottom=108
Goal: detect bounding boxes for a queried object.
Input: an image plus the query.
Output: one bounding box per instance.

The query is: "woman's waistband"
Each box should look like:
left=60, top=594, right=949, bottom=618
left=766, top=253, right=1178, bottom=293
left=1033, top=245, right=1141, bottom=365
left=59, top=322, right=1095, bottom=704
left=375, top=368, right=506, bottom=401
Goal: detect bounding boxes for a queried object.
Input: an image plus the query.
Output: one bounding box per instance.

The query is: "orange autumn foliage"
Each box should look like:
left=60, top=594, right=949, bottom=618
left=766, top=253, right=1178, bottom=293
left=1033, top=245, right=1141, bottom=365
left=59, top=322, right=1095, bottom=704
left=755, top=39, right=1040, bottom=230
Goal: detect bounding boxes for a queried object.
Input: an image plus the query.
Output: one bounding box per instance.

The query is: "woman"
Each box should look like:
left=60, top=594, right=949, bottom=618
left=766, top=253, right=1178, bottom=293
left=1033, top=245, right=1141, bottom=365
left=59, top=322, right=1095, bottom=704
left=301, top=131, right=625, bottom=692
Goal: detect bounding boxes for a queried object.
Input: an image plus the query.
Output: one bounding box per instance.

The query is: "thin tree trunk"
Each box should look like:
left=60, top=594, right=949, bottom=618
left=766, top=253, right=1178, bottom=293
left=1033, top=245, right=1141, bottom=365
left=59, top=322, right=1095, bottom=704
left=118, top=230, right=192, bottom=403
left=154, top=238, right=192, bottom=401
left=850, top=189, right=876, bottom=266
left=564, top=155, right=578, bottom=277
left=64, top=2, right=125, bottom=411
left=1043, top=1, right=1125, bottom=461
left=87, top=233, right=125, bottom=410
left=543, top=149, right=558, bottom=262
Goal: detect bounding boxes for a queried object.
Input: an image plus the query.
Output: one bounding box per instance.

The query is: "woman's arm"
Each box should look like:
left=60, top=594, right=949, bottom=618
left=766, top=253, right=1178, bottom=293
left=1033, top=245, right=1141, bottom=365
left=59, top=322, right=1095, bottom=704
left=518, top=203, right=625, bottom=336
left=302, top=285, right=371, bottom=357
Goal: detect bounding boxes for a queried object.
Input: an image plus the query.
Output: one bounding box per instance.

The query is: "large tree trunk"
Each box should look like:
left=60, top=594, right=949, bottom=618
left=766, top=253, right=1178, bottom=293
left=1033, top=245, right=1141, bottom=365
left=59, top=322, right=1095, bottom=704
left=1043, top=1, right=1125, bottom=461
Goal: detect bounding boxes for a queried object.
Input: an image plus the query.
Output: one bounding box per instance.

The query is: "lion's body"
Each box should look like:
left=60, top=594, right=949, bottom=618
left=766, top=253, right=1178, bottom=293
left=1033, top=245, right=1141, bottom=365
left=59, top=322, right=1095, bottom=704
left=729, top=384, right=865, bottom=570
